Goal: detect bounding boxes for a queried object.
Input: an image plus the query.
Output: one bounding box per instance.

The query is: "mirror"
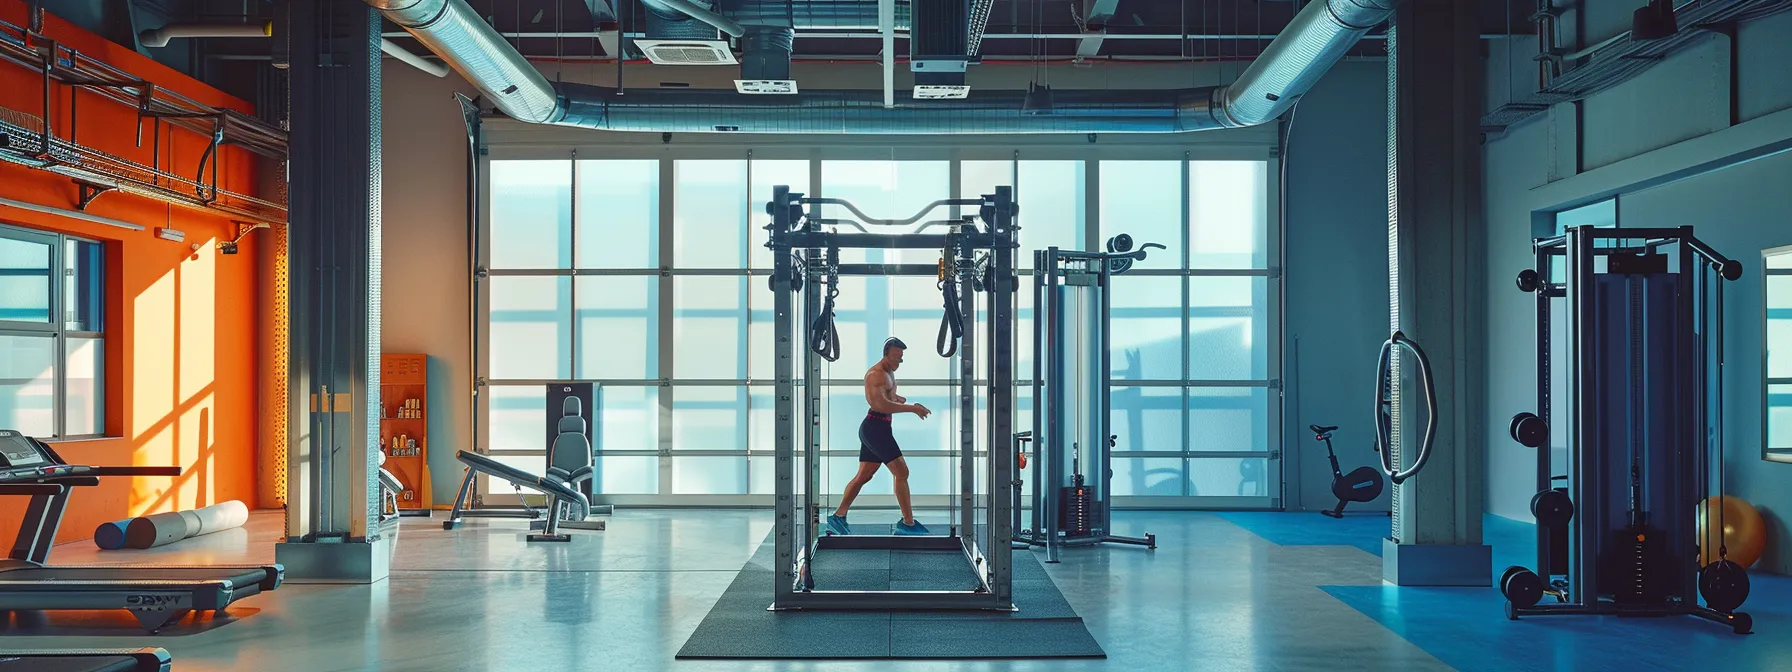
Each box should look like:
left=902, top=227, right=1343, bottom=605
left=1765, top=246, right=1792, bottom=462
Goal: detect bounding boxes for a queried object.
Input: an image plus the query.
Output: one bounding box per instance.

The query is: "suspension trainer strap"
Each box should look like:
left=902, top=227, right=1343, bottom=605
left=937, top=276, right=963, bottom=358
left=810, top=275, right=841, bottom=362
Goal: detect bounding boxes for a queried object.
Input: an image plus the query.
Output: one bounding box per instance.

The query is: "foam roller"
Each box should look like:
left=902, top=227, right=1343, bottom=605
left=94, top=519, right=132, bottom=550
left=123, top=500, right=249, bottom=549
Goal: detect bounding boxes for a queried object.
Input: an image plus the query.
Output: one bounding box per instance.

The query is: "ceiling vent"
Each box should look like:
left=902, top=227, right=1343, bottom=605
left=635, top=39, right=737, bottom=66
left=914, top=85, right=971, bottom=100
left=735, top=80, right=799, bottom=95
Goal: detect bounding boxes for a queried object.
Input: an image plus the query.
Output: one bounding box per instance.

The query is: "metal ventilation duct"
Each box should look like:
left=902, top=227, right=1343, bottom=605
left=727, top=0, right=914, bottom=30
left=556, top=84, right=1226, bottom=133
left=366, top=0, right=560, bottom=124
left=368, top=0, right=1397, bottom=133
left=643, top=0, right=744, bottom=38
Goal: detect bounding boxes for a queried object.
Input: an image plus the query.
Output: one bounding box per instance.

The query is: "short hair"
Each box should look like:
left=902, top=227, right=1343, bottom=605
left=883, top=337, right=907, bottom=355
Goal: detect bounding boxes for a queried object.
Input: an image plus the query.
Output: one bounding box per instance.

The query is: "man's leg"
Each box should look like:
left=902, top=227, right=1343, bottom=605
left=887, top=457, right=914, bottom=525
left=834, top=461, right=880, bottom=518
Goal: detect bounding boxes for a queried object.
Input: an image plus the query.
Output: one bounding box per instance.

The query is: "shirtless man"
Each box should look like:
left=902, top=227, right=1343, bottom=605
left=825, top=337, right=933, bottom=536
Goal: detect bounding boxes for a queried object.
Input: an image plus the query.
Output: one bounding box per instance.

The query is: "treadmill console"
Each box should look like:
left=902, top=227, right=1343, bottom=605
left=0, top=430, right=48, bottom=468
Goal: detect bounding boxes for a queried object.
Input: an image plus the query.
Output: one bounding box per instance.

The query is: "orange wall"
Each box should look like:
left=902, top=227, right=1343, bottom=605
left=0, top=0, right=263, bottom=545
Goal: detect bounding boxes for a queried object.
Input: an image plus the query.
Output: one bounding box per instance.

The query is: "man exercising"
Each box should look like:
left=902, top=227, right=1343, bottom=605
left=827, top=337, right=932, bottom=536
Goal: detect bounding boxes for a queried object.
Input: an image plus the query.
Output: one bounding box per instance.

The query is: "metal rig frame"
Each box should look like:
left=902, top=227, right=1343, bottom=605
left=765, top=184, right=1017, bottom=611
left=1016, top=246, right=1158, bottom=563
left=1507, top=225, right=1749, bottom=633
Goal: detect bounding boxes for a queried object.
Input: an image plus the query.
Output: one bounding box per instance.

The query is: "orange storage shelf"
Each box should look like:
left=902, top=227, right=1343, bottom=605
left=380, top=354, right=431, bottom=514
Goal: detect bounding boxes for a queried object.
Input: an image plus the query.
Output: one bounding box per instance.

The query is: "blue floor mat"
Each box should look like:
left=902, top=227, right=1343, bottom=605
left=1323, top=579, right=1792, bottom=672
left=1320, top=514, right=1792, bottom=672
left=1217, top=511, right=1389, bottom=555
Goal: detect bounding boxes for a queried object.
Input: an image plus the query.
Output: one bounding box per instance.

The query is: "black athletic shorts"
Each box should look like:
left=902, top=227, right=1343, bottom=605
left=858, top=412, right=902, bottom=464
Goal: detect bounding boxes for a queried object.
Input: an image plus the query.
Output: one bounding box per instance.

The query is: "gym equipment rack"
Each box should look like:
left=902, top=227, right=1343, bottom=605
left=765, top=185, right=1016, bottom=611
left=1500, top=226, right=1752, bottom=634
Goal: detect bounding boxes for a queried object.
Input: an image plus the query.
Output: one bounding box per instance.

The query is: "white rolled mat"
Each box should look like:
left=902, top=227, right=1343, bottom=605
left=123, top=500, right=249, bottom=549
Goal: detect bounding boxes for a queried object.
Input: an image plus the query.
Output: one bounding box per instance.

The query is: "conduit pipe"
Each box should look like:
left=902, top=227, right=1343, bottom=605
left=140, top=22, right=271, bottom=48
left=382, top=38, right=449, bottom=77
left=367, top=0, right=1399, bottom=133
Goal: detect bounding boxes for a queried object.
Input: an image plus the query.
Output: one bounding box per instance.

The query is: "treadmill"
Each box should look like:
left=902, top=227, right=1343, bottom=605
left=0, top=429, right=284, bottom=632
left=0, top=648, right=171, bottom=672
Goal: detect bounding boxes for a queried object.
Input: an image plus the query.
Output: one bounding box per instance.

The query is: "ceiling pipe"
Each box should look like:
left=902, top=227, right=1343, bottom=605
left=382, top=38, right=449, bottom=77
left=140, top=22, right=271, bottom=48
left=641, top=0, right=747, bottom=38
left=367, top=0, right=1398, bottom=133
left=367, top=0, right=562, bottom=124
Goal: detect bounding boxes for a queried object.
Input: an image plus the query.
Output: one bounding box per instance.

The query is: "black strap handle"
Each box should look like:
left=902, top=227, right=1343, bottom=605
left=1372, top=331, right=1437, bottom=485
left=937, top=276, right=963, bottom=358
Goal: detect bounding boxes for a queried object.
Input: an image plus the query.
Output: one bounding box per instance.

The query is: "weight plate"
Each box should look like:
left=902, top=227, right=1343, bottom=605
left=1700, top=560, right=1750, bottom=613
left=1513, top=414, right=1549, bottom=448
left=1530, top=489, right=1574, bottom=528
left=1508, top=413, right=1531, bottom=443
left=1516, top=269, right=1540, bottom=292
left=1501, top=566, right=1544, bottom=609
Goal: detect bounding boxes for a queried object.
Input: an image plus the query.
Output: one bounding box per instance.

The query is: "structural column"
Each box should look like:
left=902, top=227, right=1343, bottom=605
left=275, top=0, right=388, bottom=583
left=1382, top=0, right=1489, bottom=585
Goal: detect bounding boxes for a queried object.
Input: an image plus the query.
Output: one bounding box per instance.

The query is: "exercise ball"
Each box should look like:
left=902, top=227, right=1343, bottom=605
left=1697, top=495, right=1766, bottom=568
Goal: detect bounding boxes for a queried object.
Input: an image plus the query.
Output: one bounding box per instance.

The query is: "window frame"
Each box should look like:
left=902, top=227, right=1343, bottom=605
left=474, top=137, right=1280, bottom=509
left=1765, top=245, right=1792, bottom=463
left=0, top=222, right=106, bottom=440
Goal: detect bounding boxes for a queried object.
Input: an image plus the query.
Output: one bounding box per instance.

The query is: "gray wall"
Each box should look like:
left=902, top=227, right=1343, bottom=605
left=379, top=62, right=478, bottom=504
left=1482, top=9, right=1792, bottom=572
left=1283, top=61, right=1393, bottom=513
left=377, top=56, right=1393, bottom=508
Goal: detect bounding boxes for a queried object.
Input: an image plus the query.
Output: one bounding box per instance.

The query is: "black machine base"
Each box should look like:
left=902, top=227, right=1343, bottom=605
left=1505, top=600, right=1752, bottom=635
left=1014, top=530, right=1157, bottom=552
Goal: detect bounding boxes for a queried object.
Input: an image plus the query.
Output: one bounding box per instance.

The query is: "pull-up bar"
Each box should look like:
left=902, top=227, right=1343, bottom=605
left=799, top=197, right=987, bottom=227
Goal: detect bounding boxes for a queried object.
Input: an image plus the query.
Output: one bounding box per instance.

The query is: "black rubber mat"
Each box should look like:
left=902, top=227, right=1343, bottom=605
left=676, top=534, right=1105, bottom=660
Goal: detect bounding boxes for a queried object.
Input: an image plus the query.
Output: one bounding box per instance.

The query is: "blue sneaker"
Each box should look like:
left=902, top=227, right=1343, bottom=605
left=895, top=519, right=930, bottom=536
left=826, top=514, right=850, bottom=536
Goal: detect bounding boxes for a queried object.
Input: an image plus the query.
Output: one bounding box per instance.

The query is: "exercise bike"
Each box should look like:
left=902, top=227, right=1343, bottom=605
left=1311, top=424, right=1385, bottom=518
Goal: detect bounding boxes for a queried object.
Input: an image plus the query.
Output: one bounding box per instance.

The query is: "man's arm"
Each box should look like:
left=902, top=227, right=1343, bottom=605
left=865, top=371, right=924, bottom=416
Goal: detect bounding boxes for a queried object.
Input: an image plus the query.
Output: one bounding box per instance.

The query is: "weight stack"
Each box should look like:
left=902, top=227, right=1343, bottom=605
left=1060, top=486, right=1093, bottom=537
left=1603, top=526, right=1672, bottom=606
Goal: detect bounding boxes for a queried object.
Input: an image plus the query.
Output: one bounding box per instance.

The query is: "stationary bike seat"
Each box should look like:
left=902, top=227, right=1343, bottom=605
left=1310, top=424, right=1339, bottom=435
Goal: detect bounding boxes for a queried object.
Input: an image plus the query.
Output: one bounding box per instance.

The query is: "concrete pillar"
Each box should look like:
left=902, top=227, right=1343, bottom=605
left=1382, top=0, right=1490, bottom=586
left=275, top=0, right=389, bottom=583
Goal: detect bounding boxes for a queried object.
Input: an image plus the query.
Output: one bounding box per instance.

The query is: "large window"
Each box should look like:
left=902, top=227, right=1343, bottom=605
left=1767, top=246, right=1792, bottom=462
left=0, top=224, right=104, bottom=439
left=481, top=151, right=1278, bottom=506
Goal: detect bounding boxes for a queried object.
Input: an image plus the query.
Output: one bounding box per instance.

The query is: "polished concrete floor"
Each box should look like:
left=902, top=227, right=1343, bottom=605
left=4, top=509, right=1783, bottom=671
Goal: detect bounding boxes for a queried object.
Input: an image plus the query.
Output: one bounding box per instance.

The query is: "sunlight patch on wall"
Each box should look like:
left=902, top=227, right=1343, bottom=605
left=174, top=393, right=216, bottom=508
left=180, top=240, right=217, bottom=400
left=132, top=267, right=177, bottom=439
left=132, top=421, right=172, bottom=512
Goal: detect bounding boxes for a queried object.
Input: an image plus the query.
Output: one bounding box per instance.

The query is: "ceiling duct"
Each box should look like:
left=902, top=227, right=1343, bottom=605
left=726, top=0, right=913, bottom=31
left=368, top=0, right=1397, bottom=134
left=641, top=0, right=746, bottom=37
left=367, top=0, right=560, bottom=124
left=909, top=0, right=970, bottom=99
left=736, top=26, right=796, bottom=94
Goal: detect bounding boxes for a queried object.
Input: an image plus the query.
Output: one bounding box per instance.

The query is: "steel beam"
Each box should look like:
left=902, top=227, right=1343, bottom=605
left=1382, top=0, right=1489, bottom=586
left=276, top=0, right=387, bottom=583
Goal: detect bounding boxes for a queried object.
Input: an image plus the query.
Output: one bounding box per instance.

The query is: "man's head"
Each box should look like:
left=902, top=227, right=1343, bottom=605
left=880, top=337, right=907, bottom=370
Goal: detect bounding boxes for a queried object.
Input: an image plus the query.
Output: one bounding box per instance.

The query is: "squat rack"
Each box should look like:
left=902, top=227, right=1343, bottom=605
left=764, top=185, right=1018, bottom=611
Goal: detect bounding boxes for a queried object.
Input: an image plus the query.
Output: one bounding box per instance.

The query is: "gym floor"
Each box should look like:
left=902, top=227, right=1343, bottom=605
left=5, top=510, right=1787, bottom=672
